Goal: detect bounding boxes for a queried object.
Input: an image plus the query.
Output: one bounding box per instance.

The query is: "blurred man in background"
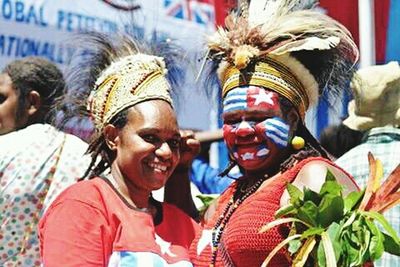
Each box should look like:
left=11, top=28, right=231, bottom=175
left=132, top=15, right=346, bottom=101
left=0, top=57, right=90, bottom=266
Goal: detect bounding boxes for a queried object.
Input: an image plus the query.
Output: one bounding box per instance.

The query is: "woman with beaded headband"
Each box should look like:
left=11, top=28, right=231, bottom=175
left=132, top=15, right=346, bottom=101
left=39, top=34, right=201, bottom=266
left=189, top=1, right=360, bottom=266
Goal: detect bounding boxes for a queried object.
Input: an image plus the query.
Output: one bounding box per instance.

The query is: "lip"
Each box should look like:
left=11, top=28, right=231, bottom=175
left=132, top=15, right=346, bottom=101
left=235, top=142, right=263, bottom=148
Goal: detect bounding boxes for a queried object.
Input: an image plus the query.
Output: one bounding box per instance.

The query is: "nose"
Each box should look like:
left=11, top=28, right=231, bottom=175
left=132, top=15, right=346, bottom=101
left=236, top=121, right=255, bottom=137
left=155, top=142, right=172, bottom=160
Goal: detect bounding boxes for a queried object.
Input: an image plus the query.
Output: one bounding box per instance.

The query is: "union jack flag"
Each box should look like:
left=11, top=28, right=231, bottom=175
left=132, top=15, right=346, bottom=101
left=189, top=0, right=215, bottom=27
left=163, top=0, right=215, bottom=27
left=163, top=0, right=190, bottom=20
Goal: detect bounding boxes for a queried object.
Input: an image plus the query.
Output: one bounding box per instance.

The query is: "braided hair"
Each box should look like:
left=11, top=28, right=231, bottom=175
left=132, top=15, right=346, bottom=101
left=81, top=108, right=129, bottom=180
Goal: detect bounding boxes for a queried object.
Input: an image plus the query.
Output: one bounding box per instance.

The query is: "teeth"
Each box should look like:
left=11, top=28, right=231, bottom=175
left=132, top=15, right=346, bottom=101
left=148, top=163, right=167, bottom=172
left=257, top=148, right=269, bottom=157
left=240, top=152, right=254, bottom=160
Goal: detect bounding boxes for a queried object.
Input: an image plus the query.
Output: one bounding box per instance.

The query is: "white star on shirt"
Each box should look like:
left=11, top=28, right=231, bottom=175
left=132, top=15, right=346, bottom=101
left=197, top=229, right=213, bottom=255
left=253, top=90, right=274, bottom=106
left=155, top=234, right=177, bottom=257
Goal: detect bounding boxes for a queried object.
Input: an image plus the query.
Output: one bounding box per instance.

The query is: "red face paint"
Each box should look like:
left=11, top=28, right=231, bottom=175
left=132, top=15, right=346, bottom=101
left=222, top=86, right=292, bottom=171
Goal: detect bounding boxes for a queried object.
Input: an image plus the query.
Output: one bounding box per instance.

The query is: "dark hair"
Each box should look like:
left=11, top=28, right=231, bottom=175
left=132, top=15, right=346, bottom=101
left=82, top=107, right=129, bottom=179
left=319, top=123, right=364, bottom=158
left=3, top=57, right=65, bottom=123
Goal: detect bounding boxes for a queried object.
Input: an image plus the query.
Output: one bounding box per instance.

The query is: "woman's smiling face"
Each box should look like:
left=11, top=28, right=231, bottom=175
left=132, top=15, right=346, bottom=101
left=222, top=86, right=299, bottom=172
left=113, top=100, right=181, bottom=192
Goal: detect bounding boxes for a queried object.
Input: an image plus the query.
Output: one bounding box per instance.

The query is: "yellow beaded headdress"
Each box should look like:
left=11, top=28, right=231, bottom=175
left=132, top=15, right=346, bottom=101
left=206, top=0, right=359, bottom=120
left=87, top=53, right=172, bottom=131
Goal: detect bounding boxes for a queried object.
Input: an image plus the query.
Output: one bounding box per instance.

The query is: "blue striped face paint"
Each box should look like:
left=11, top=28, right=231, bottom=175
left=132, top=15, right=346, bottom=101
left=255, top=117, right=290, bottom=149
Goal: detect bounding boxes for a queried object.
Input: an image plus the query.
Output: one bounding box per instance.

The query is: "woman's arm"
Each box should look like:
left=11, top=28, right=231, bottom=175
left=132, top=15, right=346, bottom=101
left=280, top=159, right=359, bottom=207
left=164, top=130, right=201, bottom=220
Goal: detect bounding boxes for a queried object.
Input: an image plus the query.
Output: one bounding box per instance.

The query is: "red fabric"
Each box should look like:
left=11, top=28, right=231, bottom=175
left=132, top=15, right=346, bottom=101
left=319, top=0, right=390, bottom=63
left=215, top=0, right=390, bottom=63
left=190, top=157, right=350, bottom=267
left=214, top=0, right=236, bottom=26
left=39, top=177, right=200, bottom=266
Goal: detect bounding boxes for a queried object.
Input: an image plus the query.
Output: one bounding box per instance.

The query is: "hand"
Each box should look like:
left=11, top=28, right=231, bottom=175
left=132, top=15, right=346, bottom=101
left=178, top=129, right=201, bottom=168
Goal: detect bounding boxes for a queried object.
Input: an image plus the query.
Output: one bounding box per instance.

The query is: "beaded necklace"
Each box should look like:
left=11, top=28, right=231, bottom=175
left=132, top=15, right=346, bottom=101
left=210, top=177, right=265, bottom=266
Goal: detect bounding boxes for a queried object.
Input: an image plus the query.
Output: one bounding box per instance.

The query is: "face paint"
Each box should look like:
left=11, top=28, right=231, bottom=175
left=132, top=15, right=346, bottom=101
left=222, top=86, right=293, bottom=170
left=255, top=117, right=290, bottom=149
left=223, top=86, right=280, bottom=113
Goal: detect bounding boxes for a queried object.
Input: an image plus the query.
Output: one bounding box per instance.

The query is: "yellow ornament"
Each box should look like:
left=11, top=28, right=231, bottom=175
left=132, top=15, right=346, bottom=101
left=291, top=136, right=305, bottom=150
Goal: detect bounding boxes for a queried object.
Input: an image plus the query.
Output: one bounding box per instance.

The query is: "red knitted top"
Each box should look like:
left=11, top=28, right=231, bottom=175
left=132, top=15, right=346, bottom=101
left=190, top=157, right=351, bottom=267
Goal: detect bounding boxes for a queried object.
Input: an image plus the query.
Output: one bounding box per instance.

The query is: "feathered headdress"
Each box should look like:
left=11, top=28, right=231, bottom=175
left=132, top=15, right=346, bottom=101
left=54, top=32, right=185, bottom=133
left=206, top=0, right=359, bottom=119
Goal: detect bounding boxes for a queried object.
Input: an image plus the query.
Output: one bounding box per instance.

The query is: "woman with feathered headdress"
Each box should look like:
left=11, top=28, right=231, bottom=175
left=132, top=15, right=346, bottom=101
left=189, top=0, right=364, bottom=266
left=39, top=33, right=201, bottom=266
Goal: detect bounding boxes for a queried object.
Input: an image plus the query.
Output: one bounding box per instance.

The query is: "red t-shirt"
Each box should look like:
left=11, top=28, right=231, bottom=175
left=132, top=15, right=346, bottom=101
left=39, top=177, right=200, bottom=266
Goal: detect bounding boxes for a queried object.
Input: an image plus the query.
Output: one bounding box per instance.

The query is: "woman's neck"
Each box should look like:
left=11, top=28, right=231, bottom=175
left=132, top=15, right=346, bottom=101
left=109, top=166, right=151, bottom=209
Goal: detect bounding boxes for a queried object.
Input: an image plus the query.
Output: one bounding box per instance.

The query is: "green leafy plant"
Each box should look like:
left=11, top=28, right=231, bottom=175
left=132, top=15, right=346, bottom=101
left=260, top=153, right=400, bottom=267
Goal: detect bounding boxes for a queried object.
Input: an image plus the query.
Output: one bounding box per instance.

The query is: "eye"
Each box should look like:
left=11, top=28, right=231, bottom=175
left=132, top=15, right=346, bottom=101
left=224, top=118, right=240, bottom=125
left=142, top=134, right=159, bottom=144
left=168, top=138, right=181, bottom=149
left=0, top=94, right=6, bottom=104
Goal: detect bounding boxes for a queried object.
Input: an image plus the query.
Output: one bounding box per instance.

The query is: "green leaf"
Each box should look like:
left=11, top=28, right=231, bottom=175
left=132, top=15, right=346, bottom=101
left=262, top=234, right=302, bottom=267
left=293, top=237, right=317, bottom=267
left=321, top=231, right=337, bottom=267
left=298, top=201, right=319, bottom=226
left=317, top=195, right=344, bottom=227
left=287, top=182, right=304, bottom=205
left=301, top=227, right=325, bottom=238
left=275, top=204, right=296, bottom=218
left=303, top=187, right=322, bottom=205
left=325, top=170, right=336, bottom=182
left=340, top=235, right=359, bottom=267
left=259, top=217, right=311, bottom=233
left=382, top=232, right=400, bottom=256
left=317, top=237, right=327, bottom=267
left=341, top=212, right=357, bottom=230
left=326, top=222, right=342, bottom=262
left=356, top=224, right=371, bottom=266
left=365, top=218, right=384, bottom=260
left=344, top=190, right=364, bottom=213
left=362, top=211, right=400, bottom=244
left=320, top=180, right=343, bottom=197
left=288, top=238, right=302, bottom=254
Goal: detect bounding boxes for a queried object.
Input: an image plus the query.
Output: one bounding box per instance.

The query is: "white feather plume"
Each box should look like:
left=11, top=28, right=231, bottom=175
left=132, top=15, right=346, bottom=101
left=270, top=36, right=340, bottom=55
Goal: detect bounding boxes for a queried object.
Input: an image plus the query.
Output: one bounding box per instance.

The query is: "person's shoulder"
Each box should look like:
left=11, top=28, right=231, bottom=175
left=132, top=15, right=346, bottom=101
left=295, top=157, right=358, bottom=192
left=51, top=178, right=108, bottom=207
left=64, top=131, right=89, bottom=148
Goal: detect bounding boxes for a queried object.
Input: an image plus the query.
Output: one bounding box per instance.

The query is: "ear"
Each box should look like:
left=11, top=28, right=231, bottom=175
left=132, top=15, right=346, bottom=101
left=287, top=108, right=300, bottom=132
left=26, top=90, right=41, bottom=116
left=104, top=124, right=120, bottom=151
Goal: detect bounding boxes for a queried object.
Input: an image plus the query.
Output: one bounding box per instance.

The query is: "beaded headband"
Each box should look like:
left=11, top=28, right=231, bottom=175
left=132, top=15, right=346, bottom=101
left=87, top=54, right=172, bottom=130
left=221, top=56, right=312, bottom=119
